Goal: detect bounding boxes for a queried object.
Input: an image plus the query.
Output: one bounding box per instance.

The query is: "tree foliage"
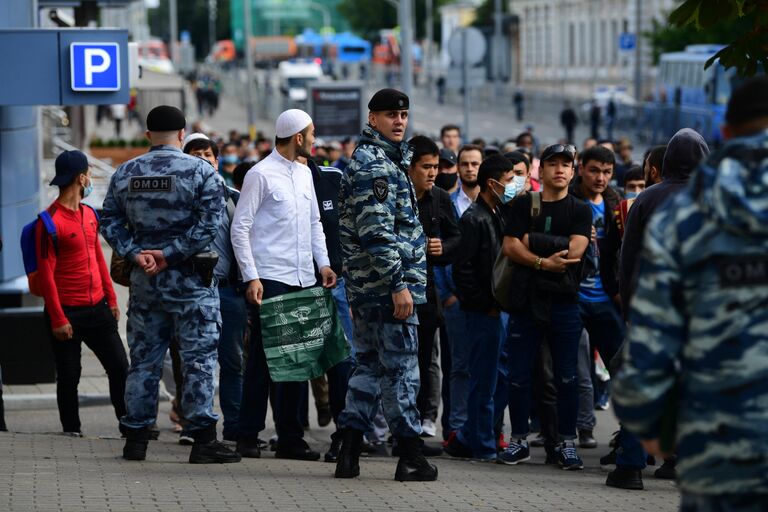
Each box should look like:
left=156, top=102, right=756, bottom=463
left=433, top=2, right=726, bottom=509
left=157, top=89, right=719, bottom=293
left=148, top=0, right=231, bottom=59
left=471, top=0, right=509, bottom=28
left=668, top=0, right=768, bottom=75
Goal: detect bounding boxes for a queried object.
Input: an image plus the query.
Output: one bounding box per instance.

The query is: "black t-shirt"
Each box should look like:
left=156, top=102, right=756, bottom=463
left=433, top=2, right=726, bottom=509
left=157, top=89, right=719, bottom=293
left=504, top=193, right=592, bottom=303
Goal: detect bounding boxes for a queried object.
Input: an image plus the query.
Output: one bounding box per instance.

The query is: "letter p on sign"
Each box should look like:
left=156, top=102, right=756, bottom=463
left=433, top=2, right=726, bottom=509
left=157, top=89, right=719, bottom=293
left=70, top=43, right=120, bottom=92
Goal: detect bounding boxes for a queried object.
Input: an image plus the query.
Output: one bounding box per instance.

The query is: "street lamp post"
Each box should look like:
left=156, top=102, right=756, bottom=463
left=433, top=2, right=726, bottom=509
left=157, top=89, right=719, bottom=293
left=169, top=0, right=179, bottom=66
left=398, top=0, right=414, bottom=135
left=243, top=0, right=257, bottom=139
left=306, top=1, right=331, bottom=33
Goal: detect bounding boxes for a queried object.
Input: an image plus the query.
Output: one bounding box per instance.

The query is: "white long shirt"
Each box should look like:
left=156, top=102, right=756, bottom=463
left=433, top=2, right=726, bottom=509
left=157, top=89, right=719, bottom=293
left=230, top=149, right=330, bottom=287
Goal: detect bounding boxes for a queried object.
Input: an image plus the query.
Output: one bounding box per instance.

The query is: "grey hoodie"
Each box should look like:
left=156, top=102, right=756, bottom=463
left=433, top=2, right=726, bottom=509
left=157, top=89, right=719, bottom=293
left=619, top=128, right=710, bottom=312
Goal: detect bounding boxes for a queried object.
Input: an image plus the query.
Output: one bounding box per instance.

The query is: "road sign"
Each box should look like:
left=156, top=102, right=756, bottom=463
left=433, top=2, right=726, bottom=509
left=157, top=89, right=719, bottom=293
left=619, top=32, right=636, bottom=52
left=448, top=27, right=486, bottom=66
left=70, top=43, right=120, bottom=92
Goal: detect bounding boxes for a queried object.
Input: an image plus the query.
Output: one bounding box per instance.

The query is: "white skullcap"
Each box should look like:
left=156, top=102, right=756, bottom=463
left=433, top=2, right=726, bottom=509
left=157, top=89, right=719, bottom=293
left=275, top=109, right=313, bottom=138
left=182, top=132, right=210, bottom=149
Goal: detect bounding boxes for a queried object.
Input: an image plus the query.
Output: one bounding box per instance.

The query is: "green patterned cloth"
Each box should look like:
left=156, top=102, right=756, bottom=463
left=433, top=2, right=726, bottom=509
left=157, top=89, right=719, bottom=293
left=260, top=287, right=349, bottom=382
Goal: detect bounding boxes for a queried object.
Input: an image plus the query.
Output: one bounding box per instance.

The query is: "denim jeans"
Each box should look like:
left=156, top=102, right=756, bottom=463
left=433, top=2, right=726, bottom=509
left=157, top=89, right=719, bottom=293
left=507, top=302, right=583, bottom=441
left=579, top=300, right=625, bottom=378
left=615, top=426, right=647, bottom=469
left=217, top=285, right=248, bottom=441
left=456, top=311, right=506, bottom=459
left=331, top=277, right=354, bottom=347
left=443, top=301, right=470, bottom=432
left=237, top=279, right=308, bottom=444
left=576, top=329, right=596, bottom=431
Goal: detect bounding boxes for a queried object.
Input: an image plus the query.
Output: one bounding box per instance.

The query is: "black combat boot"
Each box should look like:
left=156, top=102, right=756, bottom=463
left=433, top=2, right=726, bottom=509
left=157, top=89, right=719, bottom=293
left=123, top=427, right=151, bottom=461
left=325, top=430, right=342, bottom=463
left=334, top=428, right=364, bottom=478
left=606, top=467, right=644, bottom=490
left=394, top=436, right=438, bottom=482
left=189, top=425, right=241, bottom=464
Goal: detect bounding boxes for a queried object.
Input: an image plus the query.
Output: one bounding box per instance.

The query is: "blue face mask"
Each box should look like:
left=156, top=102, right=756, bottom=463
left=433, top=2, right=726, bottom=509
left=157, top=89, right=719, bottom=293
left=501, top=175, right=527, bottom=203
left=83, top=178, right=93, bottom=198
left=222, top=154, right=239, bottom=165
left=625, top=191, right=640, bottom=199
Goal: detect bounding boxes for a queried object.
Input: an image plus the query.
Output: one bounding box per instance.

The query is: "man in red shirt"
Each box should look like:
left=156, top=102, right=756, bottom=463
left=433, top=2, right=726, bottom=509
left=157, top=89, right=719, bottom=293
left=36, top=150, right=128, bottom=435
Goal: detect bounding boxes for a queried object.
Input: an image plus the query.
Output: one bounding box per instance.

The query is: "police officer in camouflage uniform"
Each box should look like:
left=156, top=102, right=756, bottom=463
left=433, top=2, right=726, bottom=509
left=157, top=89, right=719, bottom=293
left=101, top=106, right=240, bottom=464
left=335, top=89, right=437, bottom=482
left=613, top=77, right=768, bottom=509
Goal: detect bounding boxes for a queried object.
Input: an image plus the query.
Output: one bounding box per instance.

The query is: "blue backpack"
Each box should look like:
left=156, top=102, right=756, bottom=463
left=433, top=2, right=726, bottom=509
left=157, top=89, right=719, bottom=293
left=20, top=205, right=98, bottom=296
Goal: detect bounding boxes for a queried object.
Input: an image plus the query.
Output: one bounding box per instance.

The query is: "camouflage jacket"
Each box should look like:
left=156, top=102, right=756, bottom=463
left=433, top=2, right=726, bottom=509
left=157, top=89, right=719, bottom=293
left=613, top=129, right=768, bottom=495
left=339, top=126, right=427, bottom=308
left=101, top=145, right=225, bottom=266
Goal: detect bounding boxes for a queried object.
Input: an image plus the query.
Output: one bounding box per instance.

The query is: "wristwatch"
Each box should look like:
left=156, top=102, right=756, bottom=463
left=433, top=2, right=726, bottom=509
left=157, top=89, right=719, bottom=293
left=534, top=257, right=543, bottom=271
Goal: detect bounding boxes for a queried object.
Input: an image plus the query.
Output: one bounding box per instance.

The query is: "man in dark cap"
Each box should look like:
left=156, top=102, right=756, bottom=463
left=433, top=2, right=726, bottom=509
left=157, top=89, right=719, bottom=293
left=614, top=76, right=768, bottom=503
left=101, top=105, right=240, bottom=464
left=334, top=89, right=438, bottom=481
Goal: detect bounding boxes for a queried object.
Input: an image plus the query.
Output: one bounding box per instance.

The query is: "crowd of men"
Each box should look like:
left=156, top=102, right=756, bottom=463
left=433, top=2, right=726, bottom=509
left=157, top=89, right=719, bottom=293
left=14, top=75, right=768, bottom=507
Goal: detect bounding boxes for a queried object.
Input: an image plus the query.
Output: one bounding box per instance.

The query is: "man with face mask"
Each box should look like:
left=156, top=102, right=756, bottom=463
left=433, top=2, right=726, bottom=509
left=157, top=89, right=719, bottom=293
left=36, top=150, right=128, bottom=438
left=444, top=154, right=517, bottom=461
left=101, top=106, right=239, bottom=464
left=219, top=143, right=240, bottom=187
left=230, top=109, right=336, bottom=461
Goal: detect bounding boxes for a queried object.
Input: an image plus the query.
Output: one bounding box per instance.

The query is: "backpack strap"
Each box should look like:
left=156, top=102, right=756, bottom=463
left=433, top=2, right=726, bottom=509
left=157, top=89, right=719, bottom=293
left=529, top=191, right=541, bottom=233
left=82, top=203, right=100, bottom=224
left=38, top=210, right=58, bottom=257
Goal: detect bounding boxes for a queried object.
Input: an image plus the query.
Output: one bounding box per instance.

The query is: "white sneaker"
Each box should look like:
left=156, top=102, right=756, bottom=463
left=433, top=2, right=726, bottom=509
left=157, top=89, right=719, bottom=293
left=420, top=419, right=437, bottom=437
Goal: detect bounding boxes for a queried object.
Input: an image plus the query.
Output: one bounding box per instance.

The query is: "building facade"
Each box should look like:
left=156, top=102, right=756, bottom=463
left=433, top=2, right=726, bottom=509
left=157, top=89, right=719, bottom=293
left=510, top=0, right=677, bottom=97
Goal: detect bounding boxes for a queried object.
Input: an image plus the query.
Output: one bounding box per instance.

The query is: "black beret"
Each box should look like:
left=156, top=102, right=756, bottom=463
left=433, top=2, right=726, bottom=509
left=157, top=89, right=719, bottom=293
left=368, top=88, right=409, bottom=111
left=146, top=105, right=186, bottom=131
left=725, top=76, right=768, bottom=126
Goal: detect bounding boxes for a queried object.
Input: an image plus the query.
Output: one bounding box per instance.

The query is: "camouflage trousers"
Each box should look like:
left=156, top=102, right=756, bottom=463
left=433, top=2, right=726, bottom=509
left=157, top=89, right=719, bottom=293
left=122, top=269, right=221, bottom=431
left=681, top=493, right=768, bottom=512
left=337, top=307, right=422, bottom=438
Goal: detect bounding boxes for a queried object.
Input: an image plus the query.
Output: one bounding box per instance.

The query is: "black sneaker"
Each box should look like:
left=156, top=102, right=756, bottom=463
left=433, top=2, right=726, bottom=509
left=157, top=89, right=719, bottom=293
left=557, top=441, right=584, bottom=470
left=275, top=439, right=321, bottom=461
left=654, top=457, right=677, bottom=480
left=189, top=440, right=242, bottom=464
left=236, top=439, right=261, bottom=459
left=442, top=432, right=472, bottom=459
left=325, top=433, right=342, bottom=463
left=497, top=439, right=530, bottom=465
left=578, top=429, right=598, bottom=449
left=606, top=467, right=644, bottom=490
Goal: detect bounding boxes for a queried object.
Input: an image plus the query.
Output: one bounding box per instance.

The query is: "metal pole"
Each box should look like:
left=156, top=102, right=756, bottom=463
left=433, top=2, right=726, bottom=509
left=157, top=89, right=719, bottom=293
left=634, top=0, right=642, bottom=101
left=462, top=29, right=470, bottom=140
left=208, top=0, right=217, bottom=56
left=426, top=0, right=433, bottom=94
left=494, top=0, right=503, bottom=98
left=399, top=0, right=414, bottom=135
left=169, top=0, right=179, bottom=66
left=243, top=0, right=257, bottom=139
left=307, top=1, right=331, bottom=33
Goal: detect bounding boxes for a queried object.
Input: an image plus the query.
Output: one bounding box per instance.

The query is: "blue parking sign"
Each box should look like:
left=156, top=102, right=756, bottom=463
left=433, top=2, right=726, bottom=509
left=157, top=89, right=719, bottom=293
left=619, top=33, right=636, bottom=51
left=70, top=43, right=120, bottom=92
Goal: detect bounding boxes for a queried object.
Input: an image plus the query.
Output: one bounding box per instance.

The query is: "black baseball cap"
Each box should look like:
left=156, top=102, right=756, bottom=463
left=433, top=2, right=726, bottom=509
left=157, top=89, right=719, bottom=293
left=439, top=148, right=457, bottom=166
left=50, top=150, right=88, bottom=187
left=540, top=143, right=576, bottom=162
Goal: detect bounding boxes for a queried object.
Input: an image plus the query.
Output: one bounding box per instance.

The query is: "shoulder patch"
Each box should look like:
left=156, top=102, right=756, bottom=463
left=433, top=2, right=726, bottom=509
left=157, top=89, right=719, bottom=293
left=129, top=176, right=174, bottom=193
left=373, top=178, right=388, bottom=202
left=719, top=255, right=768, bottom=288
